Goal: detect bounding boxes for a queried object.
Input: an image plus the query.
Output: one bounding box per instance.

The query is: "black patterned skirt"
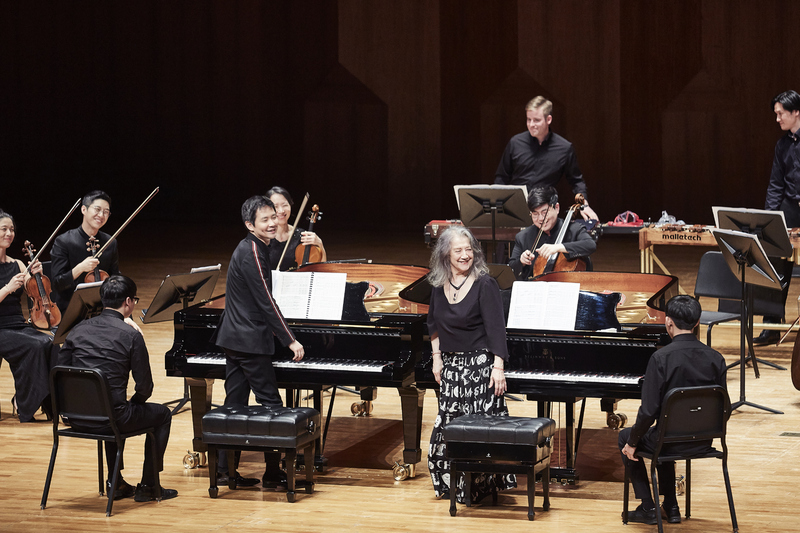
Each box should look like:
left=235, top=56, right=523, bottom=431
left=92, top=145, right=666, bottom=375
left=428, top=349, right=517, bottom=502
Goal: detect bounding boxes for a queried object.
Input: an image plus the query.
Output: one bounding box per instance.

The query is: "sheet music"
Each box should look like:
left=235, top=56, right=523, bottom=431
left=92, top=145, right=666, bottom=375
left=272, top=271, right=347, bottom=320
left=506, top=281, right=580, bottom=330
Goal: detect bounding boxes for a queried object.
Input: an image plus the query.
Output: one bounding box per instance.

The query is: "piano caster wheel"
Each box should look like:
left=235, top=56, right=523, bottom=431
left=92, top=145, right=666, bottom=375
left=392, top=461, right=415, bottom=481
left=209, top=486, right=218, bottom=498
left=184, top=450, right=202, bottom=469
left=351, top=401, right=374, bottom=416
left=606, top=412, right=628, bottom=430
left=675, top=474, right=686, bottom=496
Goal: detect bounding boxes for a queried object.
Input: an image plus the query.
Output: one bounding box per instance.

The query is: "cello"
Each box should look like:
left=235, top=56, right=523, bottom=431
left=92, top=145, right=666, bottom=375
left=532, top=193, right=588, bottom=277
left=22, top=241, right=61, bottom=329
left=295, top=204, right=323, bottom=267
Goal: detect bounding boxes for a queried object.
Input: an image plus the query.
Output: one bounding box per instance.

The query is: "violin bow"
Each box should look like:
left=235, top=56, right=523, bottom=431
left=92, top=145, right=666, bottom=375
left=95, top=187, right=160, bottom=258
left=25, top=198, right=82, bottom=273
left=276, top=192, right=309, bottom=269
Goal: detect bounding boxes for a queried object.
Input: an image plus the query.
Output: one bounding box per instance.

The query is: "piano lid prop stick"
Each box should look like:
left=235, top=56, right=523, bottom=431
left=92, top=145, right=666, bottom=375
left=95, top=187, right=160, bottom=258
left=277, top=192, right=309, bottom=269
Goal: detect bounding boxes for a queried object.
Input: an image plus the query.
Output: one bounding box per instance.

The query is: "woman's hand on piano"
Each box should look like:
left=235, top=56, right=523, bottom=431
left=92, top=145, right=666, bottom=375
left=289, top=340, right=304, bottom=361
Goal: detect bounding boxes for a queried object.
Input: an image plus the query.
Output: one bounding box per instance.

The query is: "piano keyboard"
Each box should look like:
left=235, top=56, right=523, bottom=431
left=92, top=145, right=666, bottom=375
left=504, top=369, right=642, bottom=386
left=187, top=353, right=392, bottom=373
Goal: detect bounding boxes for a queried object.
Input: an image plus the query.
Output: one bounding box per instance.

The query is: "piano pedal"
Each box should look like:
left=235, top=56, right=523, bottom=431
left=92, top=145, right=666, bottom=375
left=350, top=401, right=374, bottom=416
left=392, top=461, right=415, bottom=481
left=183, top=450, right=206, bottom=469
left=605, top=412, right=628, bottom=430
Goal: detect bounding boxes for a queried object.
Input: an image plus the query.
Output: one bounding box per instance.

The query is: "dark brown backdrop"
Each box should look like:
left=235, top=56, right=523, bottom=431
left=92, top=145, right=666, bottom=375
left=2, top=0, right=799, bottom=241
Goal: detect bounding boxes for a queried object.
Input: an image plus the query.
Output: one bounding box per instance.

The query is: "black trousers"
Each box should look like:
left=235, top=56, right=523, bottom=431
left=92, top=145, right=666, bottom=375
left=218, top=348, right=282, bottom=475
left=618, top=427, right=676, bottom=505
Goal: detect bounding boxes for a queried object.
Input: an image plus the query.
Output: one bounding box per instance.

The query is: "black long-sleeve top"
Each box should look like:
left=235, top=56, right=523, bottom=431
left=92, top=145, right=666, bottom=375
left=494, top=131, right=588, bottom=198
left=57, top=309, right=152, bottom=422
left=508, top=219, right=596, bottom=280
left=50, top=226, right=120, bottom=312
left=427, top=274, right=509, bottom=361
left=626, top=334, right=727, bottom=448
left=765, top=130, right=800, bottom=210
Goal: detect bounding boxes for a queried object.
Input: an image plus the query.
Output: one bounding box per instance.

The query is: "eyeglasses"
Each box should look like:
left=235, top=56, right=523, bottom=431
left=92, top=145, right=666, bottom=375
left=89, top=205, right=111, bottom=216
left=132, top=297, right=139, bottom=305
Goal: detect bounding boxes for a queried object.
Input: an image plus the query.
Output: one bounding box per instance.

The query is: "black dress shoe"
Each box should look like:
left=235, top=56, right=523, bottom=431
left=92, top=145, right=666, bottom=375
left=106, top=478, right=136, bottom=500
left=662, top=503, right=681, bottom=523
left=134, top=483, right=178, bottom=502
left=625, top=504, right=657, bottom=525
left=262, top=470, right=288, bottom=491
left=217, top=471, right=260, bottom=487
left=753, top=329, right=781, bottom=346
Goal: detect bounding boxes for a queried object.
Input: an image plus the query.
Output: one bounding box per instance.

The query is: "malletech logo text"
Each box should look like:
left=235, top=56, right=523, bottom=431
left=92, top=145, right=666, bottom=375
left=660, top=233, right=704, bottom=241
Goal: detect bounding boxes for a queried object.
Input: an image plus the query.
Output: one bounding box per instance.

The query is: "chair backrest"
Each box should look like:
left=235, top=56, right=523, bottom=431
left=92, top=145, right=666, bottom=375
left=656, top=385, right=730, bottom=445
left=694, top=251, right=742, bottom=301
left=49, top=365, right=118, bottom=432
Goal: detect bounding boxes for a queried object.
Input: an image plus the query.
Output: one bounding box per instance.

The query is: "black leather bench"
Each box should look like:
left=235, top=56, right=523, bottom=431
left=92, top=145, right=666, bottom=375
left=443, top=414, right=556, bottom=520
left=202, top=405, right=320, bottom=502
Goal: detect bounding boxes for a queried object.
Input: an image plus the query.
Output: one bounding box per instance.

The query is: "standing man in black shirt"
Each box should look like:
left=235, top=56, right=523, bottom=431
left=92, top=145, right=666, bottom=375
left=618, top=295, right=727, bottom=525
left=58, top=275, right=176, bottom=503
left=755, top=90, right=800, bottom=345
left=51, top=191, right=121, bottom=314
left=508, top=186, right=596, bottom=280
left=211, top=195, right=304, bottom=488
left=494, top=96, right=598, bottom=222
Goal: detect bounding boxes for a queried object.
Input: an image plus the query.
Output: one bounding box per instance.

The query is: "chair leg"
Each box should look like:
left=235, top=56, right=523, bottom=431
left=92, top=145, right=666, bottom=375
left=526, top=467, right=535, bottom=521
left=449, top=464, right=458, bottom=517
left=721, top=457, right=738, bottom=532
left=286, top=448, right=297, bottom=502
left=304, top=442, right=315, bottom=493
left=542, top=464, right=550, bottom=512
left=622, top=462, right=630, bottom=524
left=107, top=442, right=125, bottom=517
left=97, top=441, right=104, bottom=495
left=207, top=445, right=219, bottom=498
left=707, top=324, right=714, bottom=347
left=651, top=460, right=665, bottom=533
left=40, top=437, right=60, bottom=510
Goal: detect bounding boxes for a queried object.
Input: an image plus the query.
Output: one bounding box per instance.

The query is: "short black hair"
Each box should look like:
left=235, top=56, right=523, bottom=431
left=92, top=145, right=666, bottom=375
left=665, top=295, right=702, bottom=330
left=266, top=186, right=294, bottom=206
left=241, top=195, right=275, bottom=225
left=82, top=190, right=112, bottom=208
left=528, top=186, right=558, bottom=211
left=100, top=275, right=137, bottom=309
left=772, top=90, right=800, bottom=113
left=0, top=209, right=15, bottom=228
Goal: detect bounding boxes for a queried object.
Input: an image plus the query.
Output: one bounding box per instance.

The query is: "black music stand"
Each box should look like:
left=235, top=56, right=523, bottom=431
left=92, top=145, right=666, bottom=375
left=53, top=281, right=104, bottom=345
left=142, top=265, right=221, bottom=414
left=713, top=228, right=783, bottom=414
left=456, top=185, right=529, bottom=263
left=489, top=264, right=517, bottom=290
left=714, top=207, right=791, bottom=371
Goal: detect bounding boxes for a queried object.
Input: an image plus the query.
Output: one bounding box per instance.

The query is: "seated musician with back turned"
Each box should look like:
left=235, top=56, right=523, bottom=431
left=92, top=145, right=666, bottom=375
left=58, top=275, right=176, bottom=502
left=508, top=185, right=596, bottom=280
left=210, top=195, right=305, bottom=488
left=619, top=295, right=727, bottom=525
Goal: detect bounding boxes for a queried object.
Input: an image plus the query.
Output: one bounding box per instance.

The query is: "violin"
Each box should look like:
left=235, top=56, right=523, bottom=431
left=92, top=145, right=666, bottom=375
left=84, top=236, right=109, bottom=283
left=22, top=241, right=61, bottom=329
left=295, top=205, right=323, bottom=267
left=532, top=193, right=588, bottom=277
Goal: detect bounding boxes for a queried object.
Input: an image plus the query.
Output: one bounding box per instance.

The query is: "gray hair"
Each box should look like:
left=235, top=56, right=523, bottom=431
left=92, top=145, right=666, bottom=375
left=427, top=226, right=489, bottom=287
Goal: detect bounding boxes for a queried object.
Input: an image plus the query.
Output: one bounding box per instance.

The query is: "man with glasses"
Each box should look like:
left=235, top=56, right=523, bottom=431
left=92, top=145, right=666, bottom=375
left=58, top=275, right=176, bottom=503
left=51, top=190, right=121, bottom=314
left=508, top=185, right=596, bottom=280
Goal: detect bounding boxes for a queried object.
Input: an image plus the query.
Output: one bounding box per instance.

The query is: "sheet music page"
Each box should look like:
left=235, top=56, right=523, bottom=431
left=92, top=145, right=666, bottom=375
left=506, top=281, right=580, bottom=330
left=272, top=271, right=347, bottom=320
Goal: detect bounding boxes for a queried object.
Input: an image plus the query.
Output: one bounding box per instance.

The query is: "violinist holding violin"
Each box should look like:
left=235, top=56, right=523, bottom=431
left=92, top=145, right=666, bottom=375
left=0, top=209, right=57, bottom=422
left=50, top=191, right=120, bottom=314
left=508, top=186, right=596, bottom=280
left=266, top=186, right=327, bottom=271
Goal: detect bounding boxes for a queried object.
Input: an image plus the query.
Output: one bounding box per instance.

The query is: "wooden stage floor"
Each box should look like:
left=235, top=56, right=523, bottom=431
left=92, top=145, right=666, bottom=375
left=1, top=224, right=799, bottom=532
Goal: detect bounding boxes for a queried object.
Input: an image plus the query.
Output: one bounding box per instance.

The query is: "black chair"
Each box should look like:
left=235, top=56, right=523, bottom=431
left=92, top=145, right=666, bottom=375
left=40, top=365, right=161, bottom=516
left=622, top=385, right=738, bottom=533
left=694, top=251, right=744, bottom=347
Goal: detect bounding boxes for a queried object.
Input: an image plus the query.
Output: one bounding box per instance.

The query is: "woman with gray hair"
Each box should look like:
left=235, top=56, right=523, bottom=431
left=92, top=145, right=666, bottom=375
left=426, top=226, right=516, bottom=502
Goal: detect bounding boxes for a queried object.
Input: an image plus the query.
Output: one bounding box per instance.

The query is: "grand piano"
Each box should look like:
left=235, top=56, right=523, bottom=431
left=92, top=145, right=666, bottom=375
left=411, top=271, right=678, bottom=483
left=165, top=263, right=431, bottom=480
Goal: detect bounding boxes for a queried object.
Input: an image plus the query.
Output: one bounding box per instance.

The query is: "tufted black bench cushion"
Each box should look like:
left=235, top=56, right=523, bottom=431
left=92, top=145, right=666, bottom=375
left=443, top=414, right=556, bottom=520
left=202, top=405, right=320, bottom=502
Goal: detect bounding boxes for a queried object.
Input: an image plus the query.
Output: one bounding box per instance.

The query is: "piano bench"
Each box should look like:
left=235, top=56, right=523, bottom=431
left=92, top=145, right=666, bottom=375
left=443, top=414, right=556, bottom=521
left=202, top=405, right=321, bottom=502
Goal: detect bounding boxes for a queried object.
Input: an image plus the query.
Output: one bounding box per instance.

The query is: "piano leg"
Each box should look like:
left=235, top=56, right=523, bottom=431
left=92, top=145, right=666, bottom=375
left=187, top=378, right=214, bottom=458
left=536, top=398, right=584, bottom=484
left=397, top=385, right=425, bottom=478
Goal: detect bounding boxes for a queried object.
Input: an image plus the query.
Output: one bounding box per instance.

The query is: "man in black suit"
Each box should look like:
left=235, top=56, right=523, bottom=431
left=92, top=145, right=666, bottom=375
left=619, top=295, right=727, bottom=525
left=508, top=185, right=596, bottom=280
left=211, top=194, right=304, bottom=487
left=58, top=275, right=176, bottom=502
